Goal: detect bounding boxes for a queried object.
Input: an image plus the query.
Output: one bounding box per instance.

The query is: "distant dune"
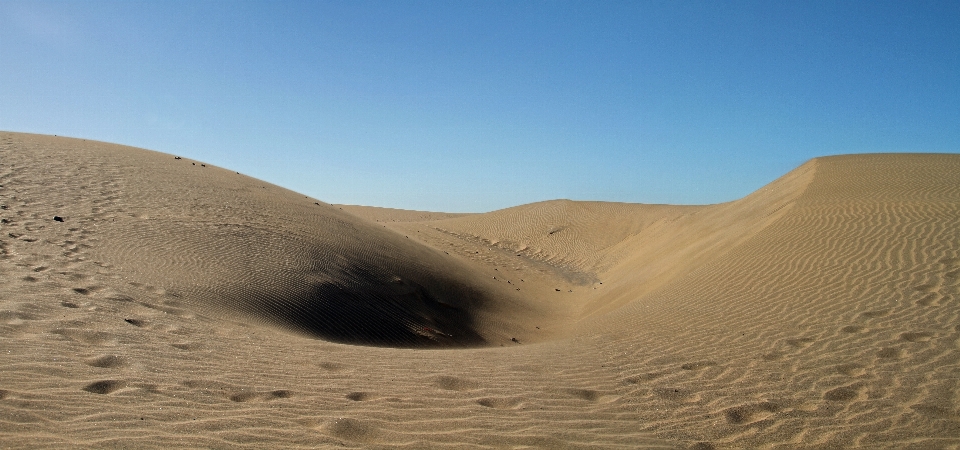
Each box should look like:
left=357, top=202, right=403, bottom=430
left=1, top=131, right=958, bottom=448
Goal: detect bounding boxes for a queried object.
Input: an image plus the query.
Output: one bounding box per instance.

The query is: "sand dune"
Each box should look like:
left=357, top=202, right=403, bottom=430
left=1, top=131, right=958, bottom=448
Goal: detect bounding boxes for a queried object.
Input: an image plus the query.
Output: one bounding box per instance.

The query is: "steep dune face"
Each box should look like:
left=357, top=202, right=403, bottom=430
left=0, top=132, right=537, bottom=347
left=388, top=159, right=818, bottom=320
left=596, top=152, right=960, bottom=334
left=576, top=153, right=960, bottom=446
left=576, top=158, right=819, bottom=318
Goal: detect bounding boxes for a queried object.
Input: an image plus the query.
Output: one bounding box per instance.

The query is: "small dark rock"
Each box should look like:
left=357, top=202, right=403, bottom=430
left=53, top=216, right=64, bottom=222
left=511, top=337, right=520, bottom=343
left=174, top=156, right=181, bottom=159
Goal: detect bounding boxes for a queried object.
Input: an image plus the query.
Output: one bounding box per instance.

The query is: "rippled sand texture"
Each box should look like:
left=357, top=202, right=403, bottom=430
left=1, top=131, right=958, bottom=449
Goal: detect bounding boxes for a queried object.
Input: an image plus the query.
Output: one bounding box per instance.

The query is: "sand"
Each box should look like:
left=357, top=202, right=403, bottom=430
left=0, top=131, right=958, bottom=449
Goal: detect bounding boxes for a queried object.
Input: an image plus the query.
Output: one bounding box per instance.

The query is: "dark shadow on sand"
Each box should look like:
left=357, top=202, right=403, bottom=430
left=227, top=264, right=490, bottom=348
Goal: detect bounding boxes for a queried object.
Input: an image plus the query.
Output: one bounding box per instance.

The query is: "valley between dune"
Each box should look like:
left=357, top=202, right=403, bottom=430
left=1, top=131, right=958, bottom=448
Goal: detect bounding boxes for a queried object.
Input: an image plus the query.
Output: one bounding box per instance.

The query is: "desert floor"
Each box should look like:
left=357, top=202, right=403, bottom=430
left=1, top=131, right=958, bottom=449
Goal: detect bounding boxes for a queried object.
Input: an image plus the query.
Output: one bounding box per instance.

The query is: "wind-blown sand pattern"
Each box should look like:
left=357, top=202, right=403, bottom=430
left=1, top=131, right=958, bottom=448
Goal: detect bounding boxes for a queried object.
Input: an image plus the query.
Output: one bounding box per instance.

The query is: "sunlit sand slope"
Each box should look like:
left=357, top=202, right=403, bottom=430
left=346, top=153, right=960, bottom=447
left=580, top=154, right=960, bottom=447
left=0, top=133, right=542, bottom=348
left=364, top=160, right=815, bottom=321
left=1, top=131, right=957, bottom=448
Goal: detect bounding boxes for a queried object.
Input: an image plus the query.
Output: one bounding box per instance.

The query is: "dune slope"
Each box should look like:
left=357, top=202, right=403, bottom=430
left=0, top=133, right=544, bottom=348
left=1, top=131, right=958, bottom=448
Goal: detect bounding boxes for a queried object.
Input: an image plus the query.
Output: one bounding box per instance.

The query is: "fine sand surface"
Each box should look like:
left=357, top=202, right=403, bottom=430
left=1, top=131, right=958, bottom=449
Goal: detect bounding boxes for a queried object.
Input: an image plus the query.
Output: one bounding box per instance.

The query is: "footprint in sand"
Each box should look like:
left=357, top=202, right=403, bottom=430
left=823, top=385, right=860, bottom=402
left=624, top=371, right=669, bottom=384
left=170, top=342, right=201, bottom=351
left=566, top=388, right=601, bottom=401
left=228, top=392, right=260, bottom=402
left=434, top=375, right=479, bottom=391
left=721, top=401, right=781, bottom=424
left=319, top=362, right=344, bottom=371
left=916, top=293, right=939, bottom=306
left=681, top=361, right=718, bottom=371
left=834, top=363, right=866, bottom=376
left=900, top=331, right=934, bottom=342
left=82, top=380, right=126, bottom=394
left=877, top=347, right=901, bottom=359
left=860, top=309, right=890, bottom=319
left=326, top=417, right=379, bottom=443
left=784, top=337, right=815, bottom=348
left=910, top=404, right=956, bottom=418
left=346, top=392, right=376, bottom=402
left=761, top=351, right=786, bottom=361
left=476, top=397, right=522, bottom=409
left=269, top=390, right=293, bottom=399
left=85, top=355, right=126, bottom=368
left=106, top=294, right=136, bottom=303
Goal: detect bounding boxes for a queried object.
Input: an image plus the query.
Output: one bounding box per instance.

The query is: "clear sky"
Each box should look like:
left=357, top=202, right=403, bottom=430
left=2, top=1, right=958, bottom=212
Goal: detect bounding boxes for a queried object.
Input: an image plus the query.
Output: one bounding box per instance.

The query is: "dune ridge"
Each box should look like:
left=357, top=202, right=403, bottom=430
left=1, top=131, right=958, bottom=448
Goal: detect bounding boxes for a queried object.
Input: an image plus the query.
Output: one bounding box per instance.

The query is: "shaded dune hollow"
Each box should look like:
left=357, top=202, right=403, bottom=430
left=3, top=132, right=959, bottom=352
left=146, top=207, right=531, bottom=348
left=1, top=132, right=538, bottom=348
left=257, top=267, right=488, bottom=347
left=210, top=256, right=493, bottom=347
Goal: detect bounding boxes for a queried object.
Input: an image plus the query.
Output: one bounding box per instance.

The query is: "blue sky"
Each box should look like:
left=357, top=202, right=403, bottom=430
left=2, top=1, right=958, bottom=212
